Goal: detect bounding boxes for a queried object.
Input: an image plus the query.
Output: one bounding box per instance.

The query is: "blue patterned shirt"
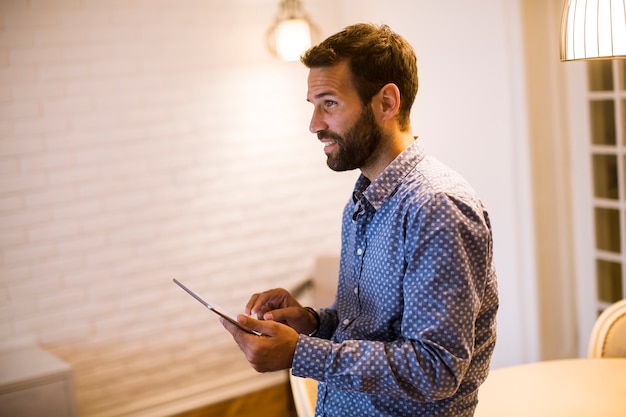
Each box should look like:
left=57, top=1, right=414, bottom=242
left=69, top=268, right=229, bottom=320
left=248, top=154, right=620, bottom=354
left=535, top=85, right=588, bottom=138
left=291, top=139, right=498, bottom=416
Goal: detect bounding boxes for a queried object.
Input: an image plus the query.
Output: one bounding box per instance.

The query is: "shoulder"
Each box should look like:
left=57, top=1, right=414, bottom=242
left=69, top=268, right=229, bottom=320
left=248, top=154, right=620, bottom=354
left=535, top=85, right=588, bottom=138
left=398, top=156, right=489, bottom=226
left=399, top=156, right=476, bottom=202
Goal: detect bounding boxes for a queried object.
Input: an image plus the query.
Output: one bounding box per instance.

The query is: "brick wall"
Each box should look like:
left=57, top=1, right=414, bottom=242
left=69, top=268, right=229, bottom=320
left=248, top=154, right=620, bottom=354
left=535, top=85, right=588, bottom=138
left=0, top=1, right=354, bottom=415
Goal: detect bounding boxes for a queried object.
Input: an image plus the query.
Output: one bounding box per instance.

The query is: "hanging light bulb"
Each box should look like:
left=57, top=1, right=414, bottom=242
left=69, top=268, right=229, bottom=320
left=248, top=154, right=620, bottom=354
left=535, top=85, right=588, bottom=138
left=274, top=18, right=311, bottom=61
left=267, top=0, right=318, bottom=62
left=561, top=0, right=626, bottom=61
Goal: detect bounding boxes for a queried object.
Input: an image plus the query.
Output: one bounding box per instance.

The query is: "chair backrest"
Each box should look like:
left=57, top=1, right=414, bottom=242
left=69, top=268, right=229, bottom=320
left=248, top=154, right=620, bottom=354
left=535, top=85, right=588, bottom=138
left=290, top=372, right=318, bottom=417
left=289, top=255, right=338, bottom=417
left=587, top=299, right=626, bottom=358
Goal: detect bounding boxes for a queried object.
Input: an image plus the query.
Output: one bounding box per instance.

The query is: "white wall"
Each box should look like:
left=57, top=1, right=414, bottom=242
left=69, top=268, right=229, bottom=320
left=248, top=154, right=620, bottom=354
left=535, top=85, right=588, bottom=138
left=0, top=1, right=354, bottom=415
left=0, top=0, right=538, bottom=415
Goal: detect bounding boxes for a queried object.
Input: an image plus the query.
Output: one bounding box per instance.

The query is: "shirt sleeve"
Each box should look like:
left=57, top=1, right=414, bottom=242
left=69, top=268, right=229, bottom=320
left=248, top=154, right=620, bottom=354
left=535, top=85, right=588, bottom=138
left=291, top=192, right=493, bottom=403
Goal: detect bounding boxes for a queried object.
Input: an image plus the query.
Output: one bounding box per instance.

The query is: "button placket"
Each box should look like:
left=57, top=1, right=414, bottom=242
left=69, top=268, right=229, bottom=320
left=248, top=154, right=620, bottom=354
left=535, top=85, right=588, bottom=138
left=346, top=204, right=368, bottom=332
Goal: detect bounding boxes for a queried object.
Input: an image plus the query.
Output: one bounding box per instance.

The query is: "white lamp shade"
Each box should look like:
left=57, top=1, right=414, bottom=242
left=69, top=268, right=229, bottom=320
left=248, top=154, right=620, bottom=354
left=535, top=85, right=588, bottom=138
left=561, top=0, right=626, bottom=60
left=274, top=18, right=311, bottom=62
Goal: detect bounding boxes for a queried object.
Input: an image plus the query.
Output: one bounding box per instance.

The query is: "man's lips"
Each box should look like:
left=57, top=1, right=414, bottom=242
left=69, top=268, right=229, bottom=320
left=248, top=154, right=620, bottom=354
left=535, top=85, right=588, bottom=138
left=320, top=139, right=337, bottom=152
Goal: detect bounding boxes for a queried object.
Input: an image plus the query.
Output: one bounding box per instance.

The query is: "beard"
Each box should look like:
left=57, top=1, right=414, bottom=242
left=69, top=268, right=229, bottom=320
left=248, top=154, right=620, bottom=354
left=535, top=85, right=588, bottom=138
left=317, top=104, right=383, bottom=172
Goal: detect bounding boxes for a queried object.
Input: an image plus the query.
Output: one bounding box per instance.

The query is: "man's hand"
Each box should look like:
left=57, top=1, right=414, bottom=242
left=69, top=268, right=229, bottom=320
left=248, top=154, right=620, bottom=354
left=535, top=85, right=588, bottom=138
left=246, top=288, right=301, bottom=318
left=221, top=314, right=299, bottom=373
left=246, top=288, right=318, bottom=335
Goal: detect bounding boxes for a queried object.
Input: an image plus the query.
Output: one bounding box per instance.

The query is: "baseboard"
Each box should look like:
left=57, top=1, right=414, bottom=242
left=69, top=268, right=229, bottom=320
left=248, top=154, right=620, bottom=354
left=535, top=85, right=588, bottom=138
left=87, top=369, right=288, bottom=417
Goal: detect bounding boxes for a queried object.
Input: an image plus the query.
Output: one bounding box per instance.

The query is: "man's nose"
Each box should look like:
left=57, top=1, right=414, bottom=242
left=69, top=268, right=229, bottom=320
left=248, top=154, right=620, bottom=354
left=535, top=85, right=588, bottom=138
left=309, top=107, right=327, bottom=134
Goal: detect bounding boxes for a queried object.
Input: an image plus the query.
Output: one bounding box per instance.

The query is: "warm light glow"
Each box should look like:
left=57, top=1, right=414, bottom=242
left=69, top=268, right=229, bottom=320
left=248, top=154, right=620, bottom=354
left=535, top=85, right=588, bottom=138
left=266, top=0, right=317, bottom=62
left=274, top=18, right=311, bottom=62
left=561, top=0, right=626, bottom=61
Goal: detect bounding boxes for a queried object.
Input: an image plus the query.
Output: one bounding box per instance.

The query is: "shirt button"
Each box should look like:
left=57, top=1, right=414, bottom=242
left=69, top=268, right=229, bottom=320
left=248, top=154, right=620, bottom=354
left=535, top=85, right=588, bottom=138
left=343, top=319, right=350, bottom=326
left=354, top=287, right=358, bottom=294
left=356, top=248, right=363, bottom=255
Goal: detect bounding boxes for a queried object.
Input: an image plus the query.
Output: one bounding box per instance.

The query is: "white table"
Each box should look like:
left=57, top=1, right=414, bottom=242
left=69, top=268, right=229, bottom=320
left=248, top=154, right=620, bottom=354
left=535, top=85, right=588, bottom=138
left=475, top=358, right=626, bottom=417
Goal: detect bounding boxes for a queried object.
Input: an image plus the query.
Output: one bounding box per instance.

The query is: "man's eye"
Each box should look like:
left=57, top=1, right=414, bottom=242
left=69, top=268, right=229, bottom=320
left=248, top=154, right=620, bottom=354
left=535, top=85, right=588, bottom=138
left=325, top=101, right=337, bottom=108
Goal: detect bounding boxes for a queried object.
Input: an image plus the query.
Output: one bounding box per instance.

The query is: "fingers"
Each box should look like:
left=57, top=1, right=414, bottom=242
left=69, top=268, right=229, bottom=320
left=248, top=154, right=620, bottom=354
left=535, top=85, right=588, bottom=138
left=220, top=314, right=274, bottom=338
left=246, top=293, right=272, bottom=319
left=244, top=293, right=260, bottom=316
left=266, top=306, right=317, bottom=335
left=236, top=314, right=273, bottom=336
left=224, top=288, right=309, bottom=373
left=220, top=315, right=244, bottom=338
left=244, top=289, right=300, bottom=319
left=265, top=306, right=297, bottom=323
left=220, top=314, right=298, bottom=372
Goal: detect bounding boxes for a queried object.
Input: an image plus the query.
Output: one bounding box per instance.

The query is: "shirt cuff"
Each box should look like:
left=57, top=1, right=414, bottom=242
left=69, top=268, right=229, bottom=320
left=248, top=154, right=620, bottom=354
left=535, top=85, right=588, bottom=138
left=291, top=334, right=331, bottom=382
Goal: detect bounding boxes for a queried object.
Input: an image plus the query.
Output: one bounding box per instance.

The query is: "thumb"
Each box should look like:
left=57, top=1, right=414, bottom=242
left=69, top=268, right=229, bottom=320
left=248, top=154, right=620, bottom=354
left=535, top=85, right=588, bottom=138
left=238, top=314, right=277, bottom=336
left=263, top=307, right=299, bottom=323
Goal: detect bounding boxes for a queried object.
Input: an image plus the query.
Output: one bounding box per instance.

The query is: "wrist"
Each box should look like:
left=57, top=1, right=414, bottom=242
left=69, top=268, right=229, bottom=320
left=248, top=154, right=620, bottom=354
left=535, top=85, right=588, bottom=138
left=304, top=306, right=320, bottom=336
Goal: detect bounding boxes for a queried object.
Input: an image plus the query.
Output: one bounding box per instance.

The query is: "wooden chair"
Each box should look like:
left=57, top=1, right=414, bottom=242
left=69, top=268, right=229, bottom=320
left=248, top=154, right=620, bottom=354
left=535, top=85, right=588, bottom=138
left=587, top=299, right=626, bottom=358
left=289, top=373, right=318, bottom=417
left=289, top=255, right=339, bottom=417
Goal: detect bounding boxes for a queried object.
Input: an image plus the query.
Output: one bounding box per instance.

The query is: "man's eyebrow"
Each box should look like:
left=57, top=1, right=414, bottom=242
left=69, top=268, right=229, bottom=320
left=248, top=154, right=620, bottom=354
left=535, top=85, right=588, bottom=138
left=307, top=91, right=337, bottom=102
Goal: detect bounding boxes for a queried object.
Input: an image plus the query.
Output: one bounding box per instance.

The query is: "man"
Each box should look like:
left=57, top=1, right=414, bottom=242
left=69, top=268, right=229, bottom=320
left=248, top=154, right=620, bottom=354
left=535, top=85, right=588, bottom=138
left=221, top=23, right=498, bottom=417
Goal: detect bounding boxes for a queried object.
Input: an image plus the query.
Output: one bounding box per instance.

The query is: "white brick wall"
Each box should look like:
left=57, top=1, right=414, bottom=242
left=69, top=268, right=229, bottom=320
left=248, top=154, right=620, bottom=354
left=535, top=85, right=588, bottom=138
left=0, top=1, right=352, bottom=415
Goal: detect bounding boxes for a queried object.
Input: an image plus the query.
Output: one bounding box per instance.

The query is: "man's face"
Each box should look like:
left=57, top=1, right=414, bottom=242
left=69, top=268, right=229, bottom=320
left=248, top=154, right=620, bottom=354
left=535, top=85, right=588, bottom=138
left=307, top=61, right=383, bottom=172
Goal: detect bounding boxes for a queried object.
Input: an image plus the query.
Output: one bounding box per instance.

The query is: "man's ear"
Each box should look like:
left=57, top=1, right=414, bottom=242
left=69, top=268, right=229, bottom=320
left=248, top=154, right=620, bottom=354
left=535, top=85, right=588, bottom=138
left=375, top=83, right=401, bottom=122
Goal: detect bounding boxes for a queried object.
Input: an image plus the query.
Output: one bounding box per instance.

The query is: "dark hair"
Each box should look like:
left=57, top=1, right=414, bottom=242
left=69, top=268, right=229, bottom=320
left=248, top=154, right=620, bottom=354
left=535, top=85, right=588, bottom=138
left=301, top=23, right=418, bottom=131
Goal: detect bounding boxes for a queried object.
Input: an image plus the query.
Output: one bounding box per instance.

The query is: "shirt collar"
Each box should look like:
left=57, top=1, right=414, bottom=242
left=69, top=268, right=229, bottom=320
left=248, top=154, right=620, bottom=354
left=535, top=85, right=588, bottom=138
left=353, top=138, right=425, bottom=211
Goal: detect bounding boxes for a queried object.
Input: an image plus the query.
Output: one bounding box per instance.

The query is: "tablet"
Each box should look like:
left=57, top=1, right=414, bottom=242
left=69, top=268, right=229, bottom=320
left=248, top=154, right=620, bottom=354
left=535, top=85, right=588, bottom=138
left=173, top=278, right=261, bottom=336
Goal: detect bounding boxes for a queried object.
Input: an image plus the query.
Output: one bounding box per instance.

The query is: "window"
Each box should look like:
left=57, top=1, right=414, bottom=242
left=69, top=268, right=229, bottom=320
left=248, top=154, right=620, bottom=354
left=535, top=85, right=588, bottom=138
left=587, top=60, right=626, bottom=312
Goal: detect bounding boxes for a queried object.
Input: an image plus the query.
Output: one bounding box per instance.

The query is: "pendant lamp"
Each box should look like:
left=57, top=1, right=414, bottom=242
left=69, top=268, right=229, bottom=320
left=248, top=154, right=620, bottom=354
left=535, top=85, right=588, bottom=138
left=266, top=0, right=318, bottom=62
left=561, top=0, right=626, bottom=61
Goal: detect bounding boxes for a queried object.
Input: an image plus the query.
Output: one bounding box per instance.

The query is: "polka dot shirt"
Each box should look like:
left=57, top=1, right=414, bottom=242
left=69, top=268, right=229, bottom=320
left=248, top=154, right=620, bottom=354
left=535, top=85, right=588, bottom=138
left=291, top=139, right=499, bottom=417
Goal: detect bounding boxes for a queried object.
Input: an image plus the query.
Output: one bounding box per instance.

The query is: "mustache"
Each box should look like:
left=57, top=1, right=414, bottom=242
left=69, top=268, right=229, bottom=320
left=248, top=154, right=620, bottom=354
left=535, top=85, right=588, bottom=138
left=317, top=130, right=342, bottom=142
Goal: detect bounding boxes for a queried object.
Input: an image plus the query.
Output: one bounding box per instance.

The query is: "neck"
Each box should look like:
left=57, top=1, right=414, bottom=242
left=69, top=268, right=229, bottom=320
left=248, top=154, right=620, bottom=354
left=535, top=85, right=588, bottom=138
left=361, top=130, right=415, bottom=180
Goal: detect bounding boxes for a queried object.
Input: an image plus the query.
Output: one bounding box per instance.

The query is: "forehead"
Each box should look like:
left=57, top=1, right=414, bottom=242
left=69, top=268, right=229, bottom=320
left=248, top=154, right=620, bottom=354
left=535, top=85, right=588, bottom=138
left=306, top=60, right=359, bottom=101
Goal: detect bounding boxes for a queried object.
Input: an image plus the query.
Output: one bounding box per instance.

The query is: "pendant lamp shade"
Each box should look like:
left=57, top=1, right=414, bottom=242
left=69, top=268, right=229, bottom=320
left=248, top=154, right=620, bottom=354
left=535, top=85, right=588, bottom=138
left=267, top=0, right=318, bottom=62
left=561, top=0, right=626, bottom=61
